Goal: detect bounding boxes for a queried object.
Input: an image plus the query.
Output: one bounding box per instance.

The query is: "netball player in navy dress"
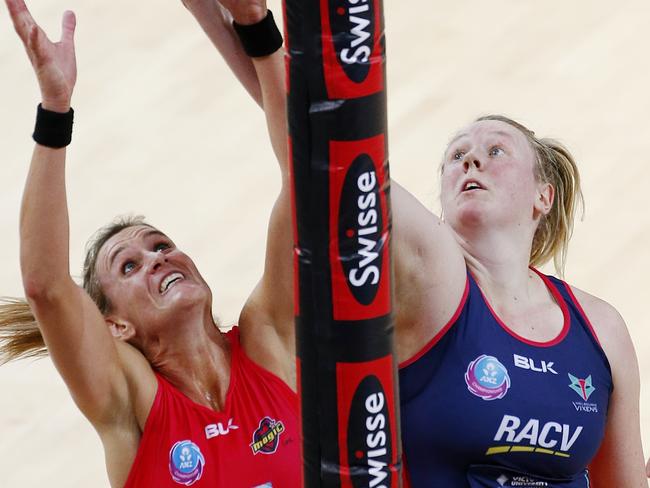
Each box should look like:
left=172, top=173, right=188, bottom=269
left=188, top=0, right=648, bottom=485
left=392, top=117, right=647, bottom=486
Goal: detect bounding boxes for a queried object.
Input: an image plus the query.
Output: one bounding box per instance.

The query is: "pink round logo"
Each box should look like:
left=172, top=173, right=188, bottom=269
left=169, top=440, right=205, bottom=486
left=465, top=354, right=511, bottom=401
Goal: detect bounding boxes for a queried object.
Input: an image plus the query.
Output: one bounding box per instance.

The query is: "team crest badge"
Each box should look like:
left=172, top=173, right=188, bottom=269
left=169, top=440, right=206, bottom=486
left=250, top=417, right=285, bottom=455
left=465, top=354, right=511, bottom=401
left=568, top=373, right=595, bottom=401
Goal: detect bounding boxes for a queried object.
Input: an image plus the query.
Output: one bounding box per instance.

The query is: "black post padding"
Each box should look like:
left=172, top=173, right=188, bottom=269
left=284, top=0, right=401, bottom=486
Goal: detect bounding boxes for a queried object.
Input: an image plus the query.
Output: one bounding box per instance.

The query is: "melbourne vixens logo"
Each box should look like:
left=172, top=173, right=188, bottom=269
left=568, top=373, right=595, bottom=401
left=568, top=373, right=598, bottom=413
left=465, top=354, right=511, bottom=401
left=169, top=440, right=206, bottom=486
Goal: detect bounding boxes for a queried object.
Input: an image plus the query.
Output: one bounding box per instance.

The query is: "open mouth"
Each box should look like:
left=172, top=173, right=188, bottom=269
left=159, top=272, right=185, bottom=294
left=462, top=180, right=483, bottom=192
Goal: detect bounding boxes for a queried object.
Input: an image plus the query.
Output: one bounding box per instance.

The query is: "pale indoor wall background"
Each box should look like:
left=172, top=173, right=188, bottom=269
left=0, top=0, right=648, bottom=485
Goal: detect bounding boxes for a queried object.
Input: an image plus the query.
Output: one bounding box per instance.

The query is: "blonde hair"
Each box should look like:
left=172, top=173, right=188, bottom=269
left=0, top=298, right=46, bottom=363
left=441, top=115, right=584, bottom=275
left=0, top=215, right=150, bottom=365
left=474, top=115, right=584, bottom=275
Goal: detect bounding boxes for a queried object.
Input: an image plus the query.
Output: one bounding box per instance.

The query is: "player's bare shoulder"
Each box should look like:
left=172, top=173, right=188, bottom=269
left=567, top=285, right=635, bottom=367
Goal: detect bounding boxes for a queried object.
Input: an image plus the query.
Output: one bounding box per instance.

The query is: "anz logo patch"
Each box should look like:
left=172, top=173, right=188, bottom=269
left=169, top=440, right=206, bottom=486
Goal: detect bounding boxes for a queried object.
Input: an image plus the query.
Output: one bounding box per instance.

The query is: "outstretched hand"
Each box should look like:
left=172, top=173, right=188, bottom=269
left=183, top=0, right=267, bottom=26
left=6, top=0, right=77, bottom=112
left=220, top=0, right=267, bottom=24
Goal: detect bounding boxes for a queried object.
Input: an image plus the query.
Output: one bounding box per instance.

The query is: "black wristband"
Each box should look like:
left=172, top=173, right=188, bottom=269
left=233, top=9, right=283, bottom=58
left=33, top=103, right=74, bottom=148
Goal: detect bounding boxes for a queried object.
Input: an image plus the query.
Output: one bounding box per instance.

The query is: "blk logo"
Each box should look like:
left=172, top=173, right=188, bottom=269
left=513, top=354, right=558, bottom=375
left=205, top=418, right=239, bottom=439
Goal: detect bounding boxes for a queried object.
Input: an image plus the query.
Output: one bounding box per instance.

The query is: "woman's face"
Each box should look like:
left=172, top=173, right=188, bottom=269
left=440, top=119, right=549, bottom=234
left=95, top=225, right=211, bottom=340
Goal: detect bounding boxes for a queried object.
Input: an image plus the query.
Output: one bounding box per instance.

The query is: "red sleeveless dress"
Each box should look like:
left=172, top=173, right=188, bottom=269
left=123, top=327, right=300, bottom=487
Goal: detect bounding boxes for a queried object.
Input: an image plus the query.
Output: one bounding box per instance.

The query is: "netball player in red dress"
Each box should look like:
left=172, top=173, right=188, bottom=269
left=3, top=0, right=298, bottom=486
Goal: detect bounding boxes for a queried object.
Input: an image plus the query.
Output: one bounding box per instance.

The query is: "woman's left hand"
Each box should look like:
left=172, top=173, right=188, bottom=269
left=216, top=0, right=267, bottom=25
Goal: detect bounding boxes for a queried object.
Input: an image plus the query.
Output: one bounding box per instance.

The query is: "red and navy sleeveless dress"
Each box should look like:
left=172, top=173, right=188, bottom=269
left=399, top=270, right=612, bottom=488
left=123, top=327, right=300, bottom=488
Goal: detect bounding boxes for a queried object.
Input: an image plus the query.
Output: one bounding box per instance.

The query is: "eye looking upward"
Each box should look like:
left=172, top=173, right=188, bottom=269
left=120, top=240, right=172, bottom=275
left=452, top=150, right=465, bottom=161
left=489, top=146, right=504, bottom=157
left=122, top=260, right=136, bottom=275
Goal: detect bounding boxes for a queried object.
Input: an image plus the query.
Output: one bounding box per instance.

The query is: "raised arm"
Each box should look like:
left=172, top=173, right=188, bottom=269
left=182, top=0, right=287, bottom=167
left=227, top=1, right=465, bottom=361
left=186, top=0, right=465, bottom=368
left=181, top=0, right=262, bottom=106
left=179, top=0, right=294, bottom=384
left=7, top=0, right=139, bottom=427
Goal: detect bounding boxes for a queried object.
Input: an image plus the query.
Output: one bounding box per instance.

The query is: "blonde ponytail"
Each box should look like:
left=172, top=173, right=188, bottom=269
left=528, top=138, right=584, bottom=274
left=0, top=298, right=47, bottom=364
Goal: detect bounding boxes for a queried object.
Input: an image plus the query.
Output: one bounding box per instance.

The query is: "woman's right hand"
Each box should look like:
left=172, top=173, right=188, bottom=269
left=6, top=0, right=76, bottom=112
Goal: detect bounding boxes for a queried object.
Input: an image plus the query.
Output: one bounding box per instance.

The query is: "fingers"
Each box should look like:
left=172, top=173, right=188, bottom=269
left=5, top=0, right=37, bottom=44
left=27, top=24, right=40, bottom=58
left=27, top=23, right=51, bottom=66
left=60, top=10, right=76, bottom=44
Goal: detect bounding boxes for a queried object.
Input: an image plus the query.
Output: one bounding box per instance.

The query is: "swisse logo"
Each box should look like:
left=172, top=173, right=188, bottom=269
left=339, top=154, right=383, bottom=304
left=330, top=0, right=375, bottom=82
left=347, top=376, right=391, bottom=488
left=329, top=137, right=389, bottom=320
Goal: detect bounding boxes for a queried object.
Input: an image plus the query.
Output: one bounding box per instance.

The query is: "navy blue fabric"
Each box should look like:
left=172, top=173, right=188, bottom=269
left=466, top=464, right=591, bottom=487
left=399, top=271, right=612, bottom=487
